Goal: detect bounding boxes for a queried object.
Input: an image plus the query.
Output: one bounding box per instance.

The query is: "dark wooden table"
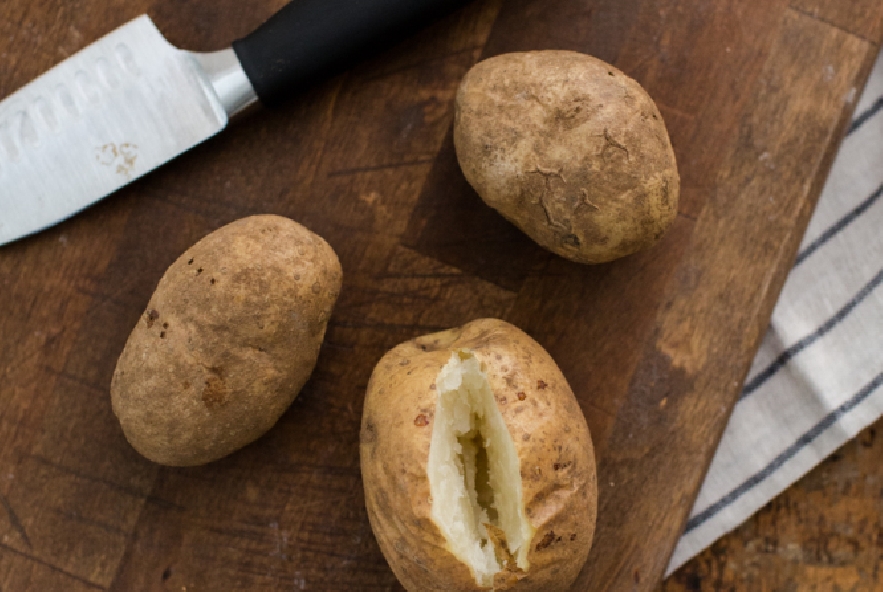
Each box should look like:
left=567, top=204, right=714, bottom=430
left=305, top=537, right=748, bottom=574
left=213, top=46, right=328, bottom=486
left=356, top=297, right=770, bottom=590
left=1, top=1, right=882, bottom=590
left=662, top=419, right=883, bottom=591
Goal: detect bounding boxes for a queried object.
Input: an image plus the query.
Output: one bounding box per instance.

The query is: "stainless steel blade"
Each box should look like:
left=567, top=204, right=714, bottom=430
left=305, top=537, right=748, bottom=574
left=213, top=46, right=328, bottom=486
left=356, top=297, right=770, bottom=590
left=0, top=16, right=231, bottom=245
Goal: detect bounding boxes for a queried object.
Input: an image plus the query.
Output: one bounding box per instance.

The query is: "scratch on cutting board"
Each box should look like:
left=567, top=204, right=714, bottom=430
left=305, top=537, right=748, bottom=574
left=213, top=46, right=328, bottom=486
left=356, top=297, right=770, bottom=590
left=0, top=492, right=31, bottom=549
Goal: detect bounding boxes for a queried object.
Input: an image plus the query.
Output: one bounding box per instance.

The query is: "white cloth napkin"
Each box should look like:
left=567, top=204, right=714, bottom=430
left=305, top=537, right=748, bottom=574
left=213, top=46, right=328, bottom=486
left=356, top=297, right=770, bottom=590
left=668, top=48, right=883, bottom=574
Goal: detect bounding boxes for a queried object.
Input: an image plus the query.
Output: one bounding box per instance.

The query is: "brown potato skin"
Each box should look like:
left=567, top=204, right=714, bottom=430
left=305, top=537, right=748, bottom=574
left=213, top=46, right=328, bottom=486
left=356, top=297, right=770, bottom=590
left=111, top=215, right=342, bottom=466
left=454, top=50, right=679, bottom=264
left=360, top=319, right=597, bottom=591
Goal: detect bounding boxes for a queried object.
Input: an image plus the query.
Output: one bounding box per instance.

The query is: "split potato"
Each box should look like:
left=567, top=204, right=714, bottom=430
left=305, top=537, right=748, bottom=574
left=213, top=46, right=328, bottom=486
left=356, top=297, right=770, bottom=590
left=454, top=50, right=679, bottom=264
left=361, top=319, right=596, bottom=591
left=111, top=215, right=342, bottom=466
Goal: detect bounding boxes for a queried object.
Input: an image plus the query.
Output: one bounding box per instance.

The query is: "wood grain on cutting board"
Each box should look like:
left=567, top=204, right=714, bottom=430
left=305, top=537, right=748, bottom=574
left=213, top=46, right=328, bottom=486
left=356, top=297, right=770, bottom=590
left=0, top=0, right=880, bottom=590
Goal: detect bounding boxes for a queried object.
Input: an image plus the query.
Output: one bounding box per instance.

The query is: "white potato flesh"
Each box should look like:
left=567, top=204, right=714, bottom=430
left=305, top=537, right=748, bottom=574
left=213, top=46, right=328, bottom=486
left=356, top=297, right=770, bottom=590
left=428, top=350, right=534, bottom=587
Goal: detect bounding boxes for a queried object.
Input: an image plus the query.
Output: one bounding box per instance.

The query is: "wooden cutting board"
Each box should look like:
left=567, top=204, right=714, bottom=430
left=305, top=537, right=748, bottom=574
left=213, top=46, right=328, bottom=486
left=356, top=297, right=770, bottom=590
left=1, top=1, right=881, bottom=590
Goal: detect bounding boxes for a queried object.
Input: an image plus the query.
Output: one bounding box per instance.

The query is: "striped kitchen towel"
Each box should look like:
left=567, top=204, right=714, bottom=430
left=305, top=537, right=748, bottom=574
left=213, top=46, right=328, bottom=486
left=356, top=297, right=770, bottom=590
left=668, top=48, right=883, bottom=573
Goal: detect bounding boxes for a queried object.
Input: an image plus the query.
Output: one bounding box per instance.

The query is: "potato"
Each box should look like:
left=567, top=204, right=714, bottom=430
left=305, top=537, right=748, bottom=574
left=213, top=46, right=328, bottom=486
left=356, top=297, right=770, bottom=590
left=360, top=319, right=596, bottom=591
left=111, top=215, right=342, bottom=466
left=454, top=50, right=679, bottom=264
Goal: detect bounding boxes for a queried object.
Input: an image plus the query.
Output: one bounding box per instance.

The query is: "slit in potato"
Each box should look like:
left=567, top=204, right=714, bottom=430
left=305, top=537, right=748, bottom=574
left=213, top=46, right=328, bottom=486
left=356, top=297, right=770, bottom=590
left=428, top=350, right=534, bottom=587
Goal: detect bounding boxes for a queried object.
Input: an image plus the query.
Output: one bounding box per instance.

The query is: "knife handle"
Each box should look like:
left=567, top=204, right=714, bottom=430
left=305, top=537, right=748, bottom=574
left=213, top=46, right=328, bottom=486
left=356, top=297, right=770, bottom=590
left=232, top=0, right=473, bottom=107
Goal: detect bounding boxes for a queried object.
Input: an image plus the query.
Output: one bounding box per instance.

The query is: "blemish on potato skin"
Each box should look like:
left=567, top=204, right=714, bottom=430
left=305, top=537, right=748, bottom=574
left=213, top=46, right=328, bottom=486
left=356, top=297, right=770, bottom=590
left=361, top=420, right=377, bottom=444
left=202, top=369, right=227, bottom=409
left=536, top=531, right=557, bottom=550
left=537, top=380, right=548, bottom=390
left=517, top=391, right=527, bottom=401
left=414, top=414, right=429, bottom=427
left=145, top=309, right=160, bottom=328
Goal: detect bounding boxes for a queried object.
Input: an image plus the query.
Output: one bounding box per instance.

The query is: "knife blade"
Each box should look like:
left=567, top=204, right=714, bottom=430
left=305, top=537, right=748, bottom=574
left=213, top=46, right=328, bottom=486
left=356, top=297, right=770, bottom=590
left=0, top=0, right=472, bottom=246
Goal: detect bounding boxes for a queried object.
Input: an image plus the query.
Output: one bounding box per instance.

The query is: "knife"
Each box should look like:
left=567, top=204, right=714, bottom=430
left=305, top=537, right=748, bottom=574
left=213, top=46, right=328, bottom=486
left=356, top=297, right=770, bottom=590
left=0, top=0, right=471, bottom=246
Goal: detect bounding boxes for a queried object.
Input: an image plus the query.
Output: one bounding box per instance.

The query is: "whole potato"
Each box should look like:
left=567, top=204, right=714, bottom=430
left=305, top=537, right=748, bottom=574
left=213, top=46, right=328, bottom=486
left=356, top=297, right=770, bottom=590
left=361, top=319, right=596, bottom=591
left=111, top=215, right=342, bottom=466
left=454, top=50, right=679, bottom=264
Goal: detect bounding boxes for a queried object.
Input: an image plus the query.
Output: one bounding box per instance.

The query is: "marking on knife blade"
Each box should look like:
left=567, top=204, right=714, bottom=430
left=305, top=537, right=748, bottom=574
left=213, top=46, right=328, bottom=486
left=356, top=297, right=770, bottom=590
left=0, top=120, right=18, bottom=162
left=56, top=84, right=79, bottom=118
left=75, top=70, right=101, bottom=104
left=33, top=97, right=59, bottom=133
left=96, top=142, right=138, bottom=179
left=115, top=42, right=141, bottom=77
left=17, top=111, right=39, bottom=149
left=95, top=57, right=121, bottom=89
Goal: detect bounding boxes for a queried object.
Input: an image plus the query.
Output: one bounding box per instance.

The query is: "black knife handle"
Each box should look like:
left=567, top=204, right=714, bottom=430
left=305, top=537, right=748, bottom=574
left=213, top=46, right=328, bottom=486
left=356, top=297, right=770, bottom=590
left=232, top=0, right=473, bottom=107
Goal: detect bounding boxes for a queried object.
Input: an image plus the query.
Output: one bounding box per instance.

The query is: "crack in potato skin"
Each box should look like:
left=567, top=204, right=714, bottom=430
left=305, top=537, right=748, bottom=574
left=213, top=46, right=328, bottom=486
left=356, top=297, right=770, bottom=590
left=454, top=50, right=680, bottom=264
